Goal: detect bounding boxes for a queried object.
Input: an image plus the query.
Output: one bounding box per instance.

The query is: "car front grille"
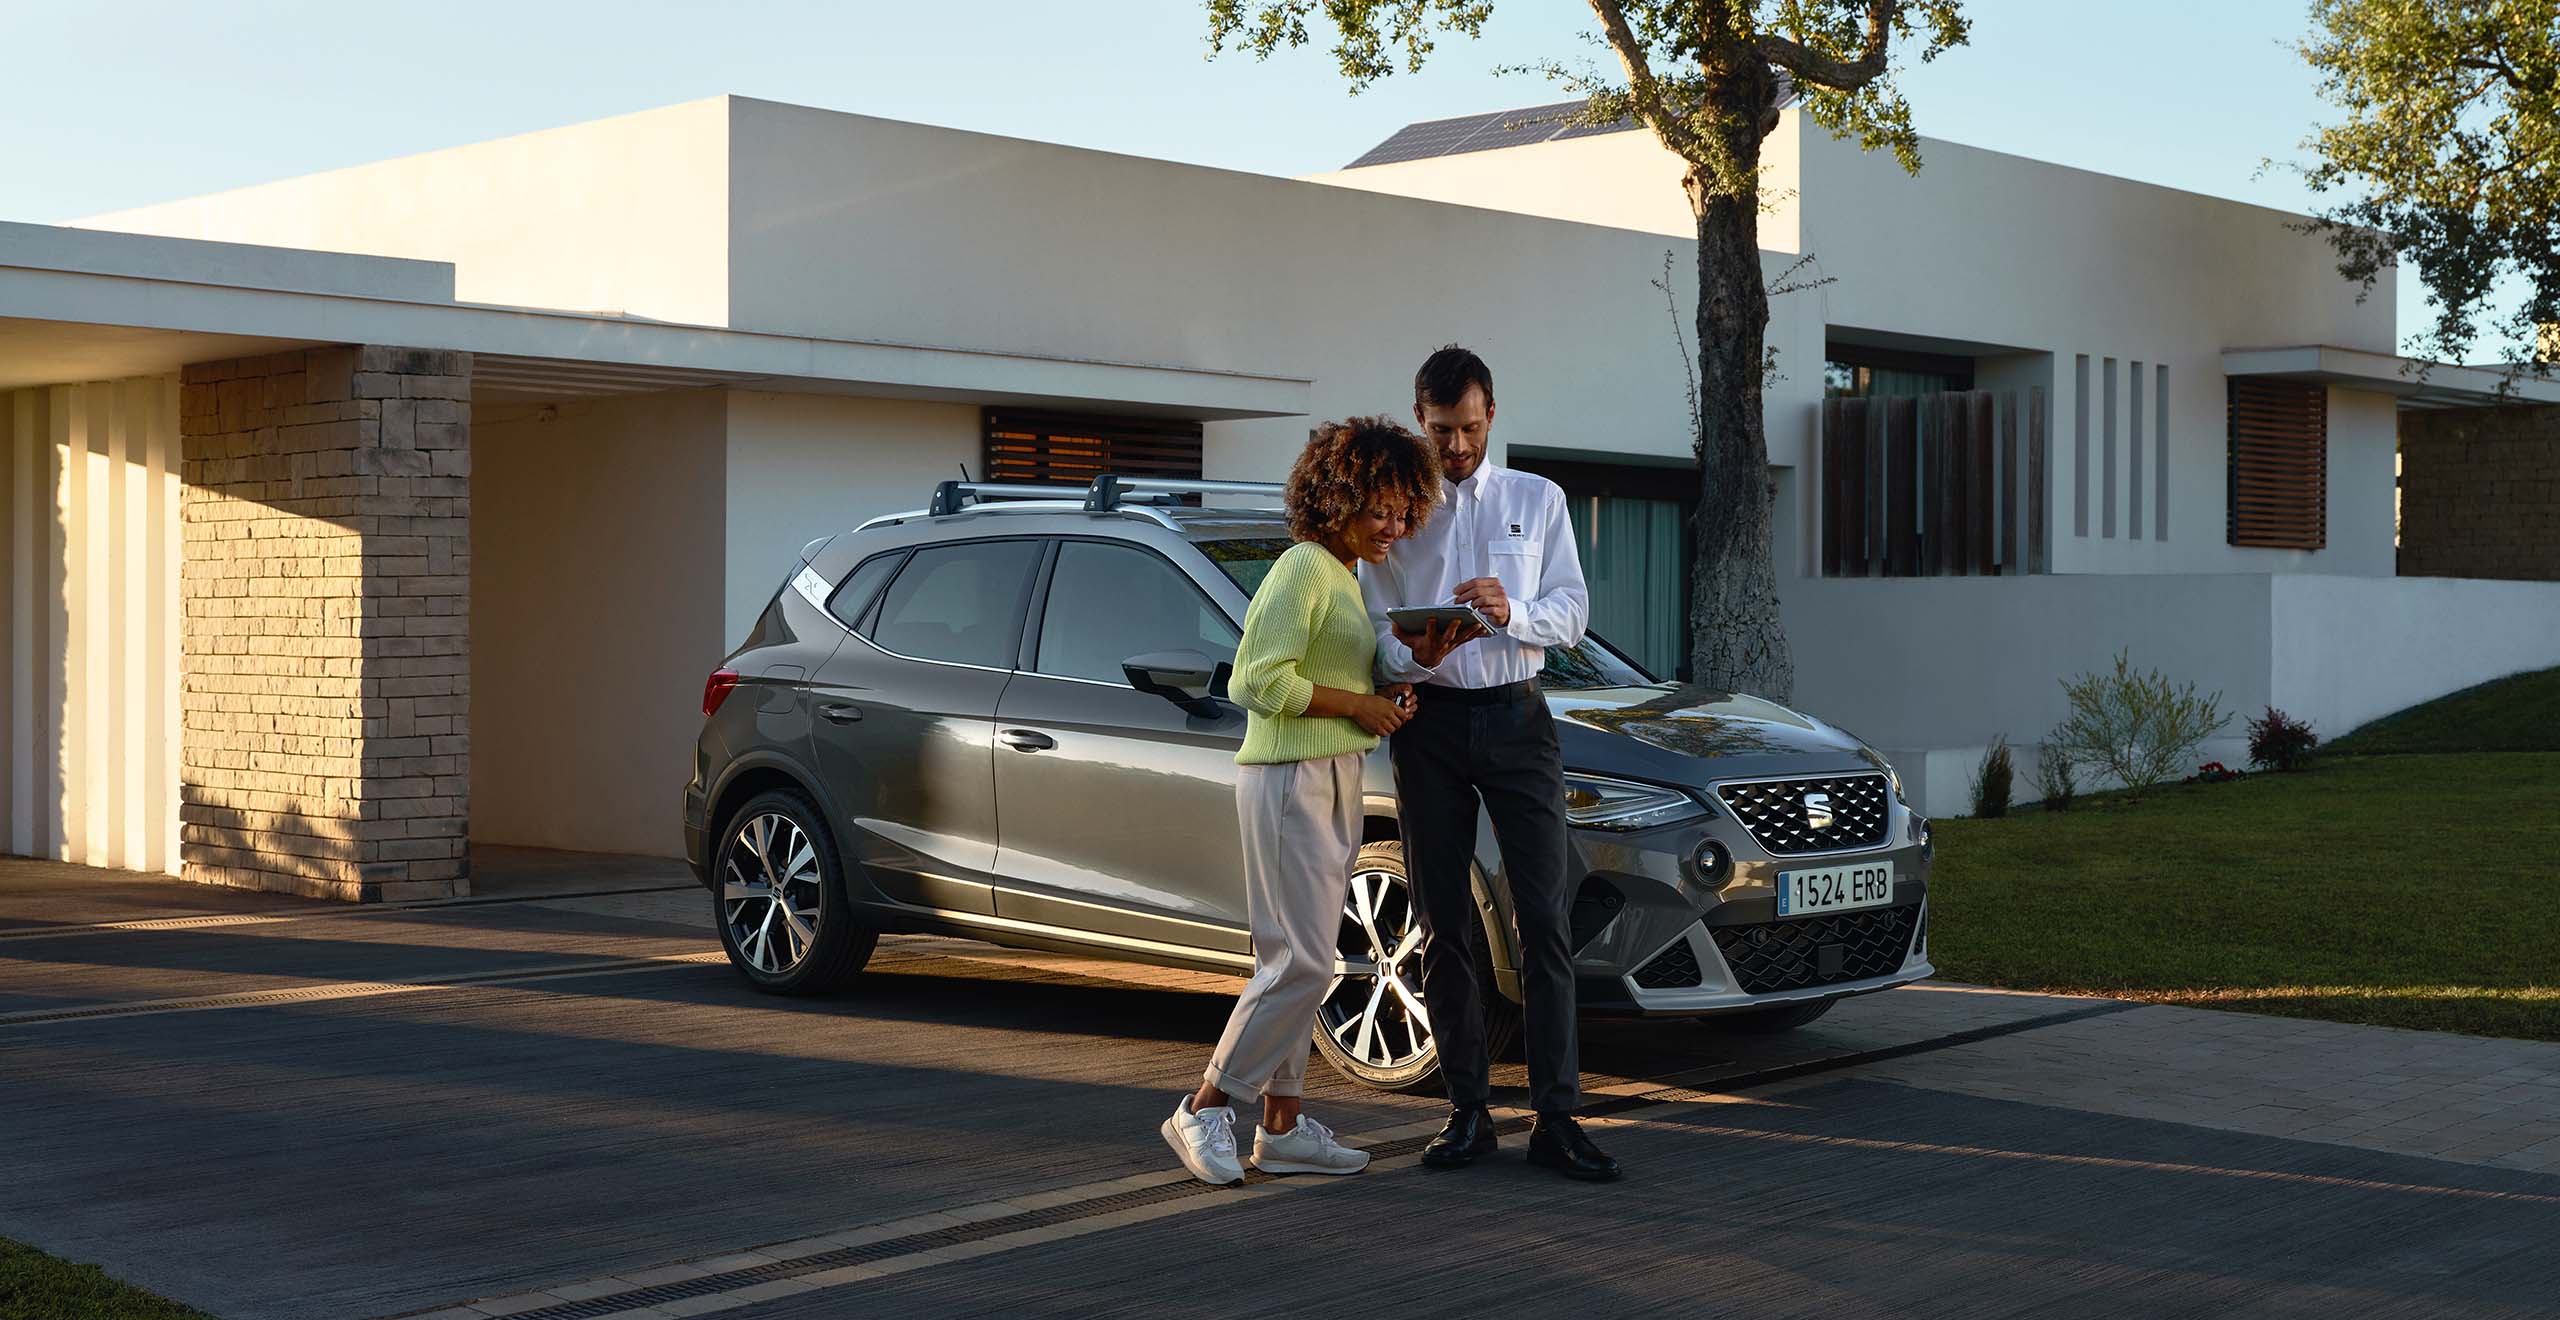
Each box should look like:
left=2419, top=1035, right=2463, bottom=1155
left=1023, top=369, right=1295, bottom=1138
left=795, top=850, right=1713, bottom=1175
left=1715, top=773, right=1891, bottom=855
left=1710, top=904, right=1918, bottom=996
left=1631, top=939, right=1703, bottom=989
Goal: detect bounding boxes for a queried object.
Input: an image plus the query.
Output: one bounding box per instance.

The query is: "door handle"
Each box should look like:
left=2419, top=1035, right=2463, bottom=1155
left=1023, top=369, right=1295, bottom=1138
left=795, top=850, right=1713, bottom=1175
left=819, top=703, right=863, bottom=724
left=998, top=729, right=1056, bottom=752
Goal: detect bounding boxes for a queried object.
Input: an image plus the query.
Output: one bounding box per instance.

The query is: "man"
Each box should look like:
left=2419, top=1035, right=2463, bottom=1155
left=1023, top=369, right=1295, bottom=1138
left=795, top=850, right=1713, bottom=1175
left=1362, top=345, right=1619, bottom=1181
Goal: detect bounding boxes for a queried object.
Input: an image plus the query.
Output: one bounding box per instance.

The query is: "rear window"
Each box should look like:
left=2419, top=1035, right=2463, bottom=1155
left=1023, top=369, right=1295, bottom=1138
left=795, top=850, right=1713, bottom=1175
left=1191, top=537, right=1656, bottom=690
left=870, top=540, right=1043, bottom=669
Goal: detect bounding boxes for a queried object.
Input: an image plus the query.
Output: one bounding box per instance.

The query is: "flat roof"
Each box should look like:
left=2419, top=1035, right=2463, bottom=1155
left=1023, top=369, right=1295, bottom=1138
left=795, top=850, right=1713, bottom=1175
left=2222, top=346, right=2560, bottom=411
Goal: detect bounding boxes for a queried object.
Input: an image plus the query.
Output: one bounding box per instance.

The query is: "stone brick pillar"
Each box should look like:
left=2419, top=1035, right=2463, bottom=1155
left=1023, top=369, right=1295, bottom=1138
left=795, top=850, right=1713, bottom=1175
left=176, top=347, right=471, bottom=901
left=2399, top=403, right=2560, bottom=581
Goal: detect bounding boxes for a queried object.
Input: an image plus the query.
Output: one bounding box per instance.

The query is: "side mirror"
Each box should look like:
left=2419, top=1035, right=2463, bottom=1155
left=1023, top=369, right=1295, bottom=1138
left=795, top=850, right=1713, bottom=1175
left=1123, top=650, right=1232, bottom=715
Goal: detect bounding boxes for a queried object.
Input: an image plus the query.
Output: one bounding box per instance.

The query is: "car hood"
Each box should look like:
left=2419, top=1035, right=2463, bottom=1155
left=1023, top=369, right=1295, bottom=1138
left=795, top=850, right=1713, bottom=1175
left=1544, top=683, right=1892, bottom=786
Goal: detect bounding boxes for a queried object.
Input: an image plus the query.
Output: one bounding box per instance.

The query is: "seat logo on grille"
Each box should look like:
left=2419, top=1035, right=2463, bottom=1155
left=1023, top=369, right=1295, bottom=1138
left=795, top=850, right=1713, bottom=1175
left=1802, top=792, right=1835, bottom=830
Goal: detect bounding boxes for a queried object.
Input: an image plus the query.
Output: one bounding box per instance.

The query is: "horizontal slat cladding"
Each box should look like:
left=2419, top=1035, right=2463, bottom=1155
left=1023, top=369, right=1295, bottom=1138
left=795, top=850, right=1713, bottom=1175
left=983, top=409, right=1204, bottom=487
left=2226, top=379, right=2325, bottom=550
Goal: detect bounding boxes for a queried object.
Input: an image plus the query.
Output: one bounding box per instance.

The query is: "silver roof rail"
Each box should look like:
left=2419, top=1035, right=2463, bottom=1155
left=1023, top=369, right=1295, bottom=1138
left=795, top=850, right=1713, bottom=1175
left=1085, top=476, right=1284, bottom=511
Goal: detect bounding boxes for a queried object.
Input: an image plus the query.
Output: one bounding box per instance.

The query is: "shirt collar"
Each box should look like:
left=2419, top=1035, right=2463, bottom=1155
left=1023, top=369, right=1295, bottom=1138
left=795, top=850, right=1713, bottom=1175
left=1448, top=459, right=1502, bottom=501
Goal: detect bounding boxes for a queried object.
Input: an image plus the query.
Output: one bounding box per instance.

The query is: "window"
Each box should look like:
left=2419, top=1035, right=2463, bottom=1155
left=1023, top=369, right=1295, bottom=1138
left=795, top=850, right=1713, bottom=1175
left=870, top=540, right=1043, bottom=668
left=826, top=551, right=905, bottom=632
left=1036, top=541, right=1238, bottom=684
left=2227, top=379, right=2326, bottom=550
left=1823, top=343, right=1974, bottom=399
left=983, top=408, right=1204, bottom=488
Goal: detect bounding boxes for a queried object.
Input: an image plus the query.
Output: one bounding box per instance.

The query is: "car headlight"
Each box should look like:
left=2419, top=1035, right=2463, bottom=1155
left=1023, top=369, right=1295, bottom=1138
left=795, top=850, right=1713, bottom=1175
left=1562, top=774, right=1709, bottom=831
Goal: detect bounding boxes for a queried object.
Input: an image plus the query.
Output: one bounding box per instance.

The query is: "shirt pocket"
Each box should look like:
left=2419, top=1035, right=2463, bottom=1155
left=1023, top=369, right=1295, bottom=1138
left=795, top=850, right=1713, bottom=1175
left=1487, top=539, right=1541, bottom=601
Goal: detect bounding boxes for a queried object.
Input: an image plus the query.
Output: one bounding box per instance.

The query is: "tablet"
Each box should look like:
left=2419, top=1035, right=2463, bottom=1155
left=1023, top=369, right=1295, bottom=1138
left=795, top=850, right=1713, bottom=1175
left=1387, top=604, right=1489, bottom=632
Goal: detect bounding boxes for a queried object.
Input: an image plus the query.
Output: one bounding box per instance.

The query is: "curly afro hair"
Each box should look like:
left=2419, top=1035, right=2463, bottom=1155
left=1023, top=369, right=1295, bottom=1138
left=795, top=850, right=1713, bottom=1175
left=1284, top=416, right=1443, bottom=547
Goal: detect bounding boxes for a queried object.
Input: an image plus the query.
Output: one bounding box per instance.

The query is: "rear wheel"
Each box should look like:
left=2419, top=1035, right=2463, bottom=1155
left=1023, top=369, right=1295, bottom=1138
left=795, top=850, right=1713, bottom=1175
left=1311, top=841, right=1522, bottom=1093
left=1705, top=999, right=1837, bottom=1034
left=712, top=790, right=875, bottom=994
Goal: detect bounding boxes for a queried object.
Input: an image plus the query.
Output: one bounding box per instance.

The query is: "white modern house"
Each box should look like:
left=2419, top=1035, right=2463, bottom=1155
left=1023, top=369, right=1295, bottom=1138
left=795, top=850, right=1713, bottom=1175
left=3, top=93, right=2555, bottom=897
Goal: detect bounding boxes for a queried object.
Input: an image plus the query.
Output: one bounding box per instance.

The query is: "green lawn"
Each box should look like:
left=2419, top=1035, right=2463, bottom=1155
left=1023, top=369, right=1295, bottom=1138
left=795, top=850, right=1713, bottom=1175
left=1931, top=752, right=2560, bottom=1040
left=0, top=1238, right=213, bottom=1320
left=2323, top=666, right=2560, bottom=755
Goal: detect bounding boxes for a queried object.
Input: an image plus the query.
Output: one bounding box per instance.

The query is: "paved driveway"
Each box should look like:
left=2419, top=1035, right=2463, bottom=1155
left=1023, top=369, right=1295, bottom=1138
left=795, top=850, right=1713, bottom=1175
left=1, top=852, right=2554, bottom=1319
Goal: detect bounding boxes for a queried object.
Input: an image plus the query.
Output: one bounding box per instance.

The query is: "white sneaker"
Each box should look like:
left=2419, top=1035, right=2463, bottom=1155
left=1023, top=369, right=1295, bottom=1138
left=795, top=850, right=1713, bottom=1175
left=1253, top=1113, right=1370, bottom=1176
left=1161, top=1096, right=1246, bottom=1186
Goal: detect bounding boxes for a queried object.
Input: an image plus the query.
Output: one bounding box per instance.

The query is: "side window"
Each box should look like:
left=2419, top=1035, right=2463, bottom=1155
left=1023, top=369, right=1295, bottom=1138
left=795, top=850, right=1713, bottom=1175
left=826, top=551, right=905, bottom=633
left=1036, top=541, right=1241, bottom=684
left=870, top=540, right=1043, bottom=668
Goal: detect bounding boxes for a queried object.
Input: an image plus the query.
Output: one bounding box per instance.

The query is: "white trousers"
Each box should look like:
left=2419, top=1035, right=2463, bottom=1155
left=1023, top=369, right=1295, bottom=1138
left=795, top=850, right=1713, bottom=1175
left=1203, top=751, right=1363, bottom=1099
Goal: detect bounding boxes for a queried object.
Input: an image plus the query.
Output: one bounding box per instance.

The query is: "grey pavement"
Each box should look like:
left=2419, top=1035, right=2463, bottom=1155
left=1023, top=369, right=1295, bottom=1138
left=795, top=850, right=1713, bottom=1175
left=0, top=850, right=2554, bottom=1319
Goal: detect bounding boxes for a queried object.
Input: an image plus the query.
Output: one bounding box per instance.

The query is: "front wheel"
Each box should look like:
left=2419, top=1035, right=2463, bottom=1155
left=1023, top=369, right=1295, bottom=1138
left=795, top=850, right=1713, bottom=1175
left=712, top=789, right=875, bottom=995
left=1310, top=841, right=1521, bottom=1093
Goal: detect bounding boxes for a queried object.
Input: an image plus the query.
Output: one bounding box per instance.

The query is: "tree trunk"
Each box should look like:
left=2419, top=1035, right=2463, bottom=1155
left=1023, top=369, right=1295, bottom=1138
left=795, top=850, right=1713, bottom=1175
left=1685, top=155, right=1795, bottom=702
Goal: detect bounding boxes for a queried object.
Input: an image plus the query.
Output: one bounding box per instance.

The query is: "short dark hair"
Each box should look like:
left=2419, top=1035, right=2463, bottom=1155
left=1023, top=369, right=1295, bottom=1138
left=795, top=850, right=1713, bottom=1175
left=1284, top=416, right=1443, bottom=545
left=1414, top=344, right=1494, bottom=414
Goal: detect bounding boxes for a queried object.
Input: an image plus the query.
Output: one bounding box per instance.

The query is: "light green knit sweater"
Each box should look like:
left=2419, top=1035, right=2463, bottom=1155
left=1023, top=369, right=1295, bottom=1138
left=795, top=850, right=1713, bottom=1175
left=1230, top=541, right=1379, bottom=765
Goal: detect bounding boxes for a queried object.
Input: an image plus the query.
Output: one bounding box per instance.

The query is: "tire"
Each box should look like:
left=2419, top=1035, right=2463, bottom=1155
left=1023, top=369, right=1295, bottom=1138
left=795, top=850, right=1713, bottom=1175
left=1311, top=841, right=1523, bottom=1093
left=1705, top=999, right=1837, bottom=1034
left=711, top=789, right=876, bottom=995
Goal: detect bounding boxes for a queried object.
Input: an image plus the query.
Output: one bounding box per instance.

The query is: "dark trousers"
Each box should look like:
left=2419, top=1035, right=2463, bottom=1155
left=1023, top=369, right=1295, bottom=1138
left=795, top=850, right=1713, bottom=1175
left=1389, top=685, right=1581, bottom=1115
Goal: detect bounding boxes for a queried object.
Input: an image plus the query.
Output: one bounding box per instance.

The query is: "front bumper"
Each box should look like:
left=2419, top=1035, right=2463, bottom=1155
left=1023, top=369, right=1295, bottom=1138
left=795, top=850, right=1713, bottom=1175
left=1554, top=791, right=1933, bottom=1017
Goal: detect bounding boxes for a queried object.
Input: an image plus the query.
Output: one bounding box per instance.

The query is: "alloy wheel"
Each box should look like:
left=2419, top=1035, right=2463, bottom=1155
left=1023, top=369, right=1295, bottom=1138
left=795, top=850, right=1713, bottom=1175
left=721, top=811, right=824, bottom=975
left=1319, top=865, right=1434, bottom=1071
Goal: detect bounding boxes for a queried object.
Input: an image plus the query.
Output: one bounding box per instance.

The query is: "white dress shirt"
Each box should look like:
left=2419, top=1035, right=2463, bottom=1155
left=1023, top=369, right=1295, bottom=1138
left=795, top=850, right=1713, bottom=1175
left=1362, top=460, right=1590, bottom=689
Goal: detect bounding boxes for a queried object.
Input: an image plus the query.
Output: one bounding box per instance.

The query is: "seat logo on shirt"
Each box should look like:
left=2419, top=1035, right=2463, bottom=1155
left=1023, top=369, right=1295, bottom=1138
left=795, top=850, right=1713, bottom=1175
left=1507, top=522, right=1524, bottom=538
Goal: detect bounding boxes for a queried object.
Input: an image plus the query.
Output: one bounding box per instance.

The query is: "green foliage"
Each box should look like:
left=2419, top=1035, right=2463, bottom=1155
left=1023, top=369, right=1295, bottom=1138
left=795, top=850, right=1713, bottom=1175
left=0, top=1237, right=215, bottom=1319
left=1203, top=2, right=1970, bottom=201
left=2324, top=664, right=2560, bottom=754
left=2032, top=739, right=2078, bottom=810
left=1968, top=734, right=2012, bottom=818
left=2046, top=650, right=2231, bottom=799
left=2292, top=0, right=2560, bottom=367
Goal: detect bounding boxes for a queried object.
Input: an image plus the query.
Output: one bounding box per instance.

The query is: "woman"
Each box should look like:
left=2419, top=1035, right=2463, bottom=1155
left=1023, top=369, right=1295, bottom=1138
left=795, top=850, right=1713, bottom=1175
left=1160, top=416, right=1467, bottom=1185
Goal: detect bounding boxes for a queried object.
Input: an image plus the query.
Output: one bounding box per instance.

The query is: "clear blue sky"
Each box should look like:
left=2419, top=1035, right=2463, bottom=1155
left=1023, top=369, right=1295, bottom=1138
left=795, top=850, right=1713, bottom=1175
left=0, top=0, right=2450, bottom=344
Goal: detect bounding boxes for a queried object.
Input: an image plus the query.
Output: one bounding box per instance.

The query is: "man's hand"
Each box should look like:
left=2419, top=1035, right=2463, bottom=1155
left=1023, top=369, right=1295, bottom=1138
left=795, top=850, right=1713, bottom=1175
left=1394, top=616, right=1484, bottom=668
left=1452, top=577, right=1510, bottom=627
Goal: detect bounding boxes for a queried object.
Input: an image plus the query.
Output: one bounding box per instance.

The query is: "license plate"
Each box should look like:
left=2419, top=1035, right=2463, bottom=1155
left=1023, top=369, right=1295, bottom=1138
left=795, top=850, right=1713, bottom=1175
left=1775, top=860, right=1895, bottom=917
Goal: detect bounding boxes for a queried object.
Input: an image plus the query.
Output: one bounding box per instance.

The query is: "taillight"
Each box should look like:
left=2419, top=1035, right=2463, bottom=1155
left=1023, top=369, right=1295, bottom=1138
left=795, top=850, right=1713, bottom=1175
left=702, top=668, right=742, bottom=717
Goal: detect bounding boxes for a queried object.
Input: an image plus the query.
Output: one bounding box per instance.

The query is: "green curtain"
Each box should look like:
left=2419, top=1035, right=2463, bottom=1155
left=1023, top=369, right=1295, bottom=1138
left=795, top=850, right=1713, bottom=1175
left=1563, top=494, right=1687, bottom=682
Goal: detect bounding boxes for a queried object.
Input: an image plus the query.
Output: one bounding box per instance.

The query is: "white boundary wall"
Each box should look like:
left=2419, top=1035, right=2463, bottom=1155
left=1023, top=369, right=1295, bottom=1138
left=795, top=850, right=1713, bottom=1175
left=1784, top=574, right=2560, bottom=817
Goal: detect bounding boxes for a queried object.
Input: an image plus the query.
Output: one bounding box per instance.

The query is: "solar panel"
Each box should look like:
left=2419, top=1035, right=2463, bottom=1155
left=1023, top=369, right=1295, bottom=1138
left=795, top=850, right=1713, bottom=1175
left=1344, top=100, right=1640, bottom=168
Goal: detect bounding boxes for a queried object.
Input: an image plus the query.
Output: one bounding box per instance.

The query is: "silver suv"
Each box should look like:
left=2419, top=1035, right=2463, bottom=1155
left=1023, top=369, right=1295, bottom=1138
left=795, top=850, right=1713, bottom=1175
left=683, top=477, right=1935, bottom=1091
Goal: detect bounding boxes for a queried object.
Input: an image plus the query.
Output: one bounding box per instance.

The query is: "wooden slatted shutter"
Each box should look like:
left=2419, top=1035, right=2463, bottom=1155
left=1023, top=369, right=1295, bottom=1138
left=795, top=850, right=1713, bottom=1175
left=2225, top=380, right=2326, bottom=550
left=982, top=409, right=1204, bottom=487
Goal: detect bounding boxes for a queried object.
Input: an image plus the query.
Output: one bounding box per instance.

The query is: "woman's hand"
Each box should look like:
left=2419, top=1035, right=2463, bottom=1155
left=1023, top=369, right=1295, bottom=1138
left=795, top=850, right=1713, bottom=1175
left=1349, top=694, right=1411, bottom=737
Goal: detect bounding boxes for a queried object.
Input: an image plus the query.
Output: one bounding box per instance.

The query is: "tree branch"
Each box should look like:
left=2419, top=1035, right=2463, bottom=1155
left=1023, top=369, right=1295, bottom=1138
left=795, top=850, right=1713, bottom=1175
left=1754, top=0, right=1893, bottom=91
left=1585, top=0, right=1701, bottom=158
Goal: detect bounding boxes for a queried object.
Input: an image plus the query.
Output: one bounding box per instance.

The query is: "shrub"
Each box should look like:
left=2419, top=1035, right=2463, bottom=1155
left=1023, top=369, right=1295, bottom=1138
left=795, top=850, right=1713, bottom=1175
left=1969, top=735, right=2014, bottom=818
left=2185, top=760, right=2246, bottom=784
left=2246, top=705, right=2320, bottom=771
left=2034, top=741, right=2078, bottom=811
left=2047, top=650, right=2231, bottom=799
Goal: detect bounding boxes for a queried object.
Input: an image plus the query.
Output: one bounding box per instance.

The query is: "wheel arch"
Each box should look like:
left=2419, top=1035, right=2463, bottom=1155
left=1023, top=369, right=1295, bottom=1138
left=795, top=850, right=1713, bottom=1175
left=703, top=753, right=831, bottom=888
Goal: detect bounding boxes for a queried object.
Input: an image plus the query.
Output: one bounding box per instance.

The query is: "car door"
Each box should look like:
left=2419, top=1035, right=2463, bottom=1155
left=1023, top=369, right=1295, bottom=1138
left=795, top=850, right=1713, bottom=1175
left=804, top=537, right=1043, bottom=916
left=990, top=537, right=1252, bottom=954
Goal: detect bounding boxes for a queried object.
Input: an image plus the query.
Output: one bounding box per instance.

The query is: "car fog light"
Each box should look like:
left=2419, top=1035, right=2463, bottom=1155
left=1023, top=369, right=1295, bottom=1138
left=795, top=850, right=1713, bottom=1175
left=1690, top=838, right=1730, bottom=886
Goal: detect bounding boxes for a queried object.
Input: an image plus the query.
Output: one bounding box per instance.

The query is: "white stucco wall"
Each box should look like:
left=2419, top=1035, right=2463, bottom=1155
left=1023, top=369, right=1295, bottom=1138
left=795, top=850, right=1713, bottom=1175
left=720, top=392, right=983, bottom=646
left=78, top=100, right=732, bottom=327
left=1783, top=571, right=2560, bottom=816
left=1, top=377, right=182, bottom=874
left=471, top=389, right=728, bottom=855
left=724, top=98, right=1700, bottom=482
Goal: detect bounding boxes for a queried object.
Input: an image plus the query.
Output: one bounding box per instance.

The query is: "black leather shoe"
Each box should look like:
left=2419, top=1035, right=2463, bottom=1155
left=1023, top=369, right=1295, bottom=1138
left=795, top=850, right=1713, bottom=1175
left=1527, top=1112, right=1622, bottom=1181
left=1419, top=1104, right=1499, bottom=1169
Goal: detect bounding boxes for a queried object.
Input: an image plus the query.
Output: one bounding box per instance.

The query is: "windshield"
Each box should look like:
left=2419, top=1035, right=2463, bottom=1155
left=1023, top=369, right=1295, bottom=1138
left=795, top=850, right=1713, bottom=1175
left=1194, top=536, right=1658, bottom=691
